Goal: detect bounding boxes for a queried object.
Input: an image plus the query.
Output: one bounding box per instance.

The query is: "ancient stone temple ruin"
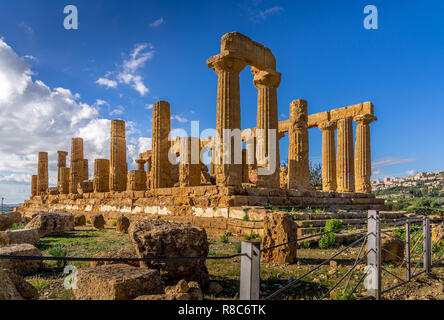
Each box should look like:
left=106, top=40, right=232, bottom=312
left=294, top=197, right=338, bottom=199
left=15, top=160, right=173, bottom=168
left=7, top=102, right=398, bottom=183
left=17, top=32, right=386, bottom=236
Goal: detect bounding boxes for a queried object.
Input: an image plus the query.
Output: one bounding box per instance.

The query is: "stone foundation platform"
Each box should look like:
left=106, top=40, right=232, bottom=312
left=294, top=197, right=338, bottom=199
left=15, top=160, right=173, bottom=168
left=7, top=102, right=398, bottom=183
left=17, top=186, right=389, bottom=237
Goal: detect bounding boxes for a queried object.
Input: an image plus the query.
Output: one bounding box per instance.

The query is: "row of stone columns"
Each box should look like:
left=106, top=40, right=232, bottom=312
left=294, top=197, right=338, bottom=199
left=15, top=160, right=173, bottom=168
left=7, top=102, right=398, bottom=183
left=318, top=114, right=376, bottom=193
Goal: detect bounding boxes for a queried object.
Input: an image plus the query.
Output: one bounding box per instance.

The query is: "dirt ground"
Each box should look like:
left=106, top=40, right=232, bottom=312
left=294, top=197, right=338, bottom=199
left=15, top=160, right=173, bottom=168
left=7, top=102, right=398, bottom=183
left=23, top=226, right=444, bottom=300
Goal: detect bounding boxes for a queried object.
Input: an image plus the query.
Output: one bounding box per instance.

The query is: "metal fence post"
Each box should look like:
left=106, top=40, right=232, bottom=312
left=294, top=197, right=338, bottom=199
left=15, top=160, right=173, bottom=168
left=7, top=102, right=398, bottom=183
left=367, top=210, right=381, bottom=300
left=240, top=241, right=261, bottom=300
left=405, top=221, right=411, bottom=281
left=423, top=216, right=432, bottom=274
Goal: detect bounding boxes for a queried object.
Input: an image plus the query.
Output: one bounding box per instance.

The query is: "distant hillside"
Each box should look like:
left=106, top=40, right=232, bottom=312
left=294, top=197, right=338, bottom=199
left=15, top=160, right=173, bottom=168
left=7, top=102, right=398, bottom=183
left=0, top=204, right=19, bottom=213
left=373, top=171, right=444, bottom=216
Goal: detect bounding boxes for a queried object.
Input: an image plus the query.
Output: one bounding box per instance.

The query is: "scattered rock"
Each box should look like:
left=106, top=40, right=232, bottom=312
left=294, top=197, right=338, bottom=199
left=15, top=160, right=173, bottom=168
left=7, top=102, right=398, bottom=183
left=25, top=212, right=74, bottom=237
left=0, top=268, right=39, bottom=300
left=176, top=279, right=189, bottom=293
left=91, top=214, right=105, bottom=229
left=0, top=244, right=41, bottom=275
left=72, top=264, right=165, bottom=300
left=261, top=212, right=298, bottom=264
left=381, top=233, right=405, bottom=265
left=207, top=281, right=223, bottom=295
left=129, top=219, right=209, bottom=287
left=74, top=215, right=86, bottom=226
left=0, top=228, right=40, bottom=246
left=116, top=216, right=130, bottom=233
left=90, top=249, right=140, bottom=268
left=136, top=279, right=203, bottom=300
left=0, top=212, right=22, bottom=231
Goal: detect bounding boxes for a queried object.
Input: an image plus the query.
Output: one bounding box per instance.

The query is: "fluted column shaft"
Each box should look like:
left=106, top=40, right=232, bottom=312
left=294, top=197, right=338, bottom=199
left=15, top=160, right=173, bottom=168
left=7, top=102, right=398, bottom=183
left=110, top=120, right=127, bottom=191
left=57, top=151, right=68, bottom=184
left=319, top=121, right=337, bottom=191
left=354, top=114, right=377, bottom=193
left=152, top=101, right=172, bottom=189
left=37, top=152, right=48, bottom=194
left=208, top=55, right=246, bottom=187
left=288, top=99, right=310, bottom=189
left=337, top=118, right=355, bottom=192
left=70, top=137, right=84, bottom=193
left=253, top=68, right=281, bottom=188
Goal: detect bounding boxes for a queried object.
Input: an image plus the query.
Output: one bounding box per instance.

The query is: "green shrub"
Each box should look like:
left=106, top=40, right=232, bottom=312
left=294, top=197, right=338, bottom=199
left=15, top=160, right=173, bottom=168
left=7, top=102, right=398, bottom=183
left=325, top=219, right=342, bottom=232
left=244, top=232, right=259, bottom=241
left=49, top=244, right=68, bottom=267
left=220, top=233, right=229, bottom=243
left=234, top=242, right=242, bottom=253
left=242, top=214, right=250, bottom=221
left=111, top=220, right=117, bottom=227
left=318, top=219, right=342, bottom=249
left=10, top=223, right=25, bottom=230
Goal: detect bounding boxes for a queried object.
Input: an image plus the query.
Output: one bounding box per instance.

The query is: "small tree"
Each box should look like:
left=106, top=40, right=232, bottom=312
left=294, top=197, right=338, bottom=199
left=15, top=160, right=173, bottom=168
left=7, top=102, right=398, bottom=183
left=310, top=161, right=322, bottom=188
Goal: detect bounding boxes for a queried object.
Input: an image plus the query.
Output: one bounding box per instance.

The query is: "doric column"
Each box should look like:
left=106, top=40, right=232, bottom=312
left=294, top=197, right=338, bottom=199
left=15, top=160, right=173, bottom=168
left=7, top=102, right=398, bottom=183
left=69, top=137, right=84, bottom=194
left=318, top=121, right=337, bottom=191
left=152, top=101, right=172, bottom=189
left=179, top=137, right=201, bottom=187
left=83, top=159, right=89, bottom=181
left=242, top=149, right=249, bottom=183
left=31, top=175, right=38, bottom=197
left=110, top=120, right=127, bottom=192
left=288, top=100, right=310, bottom=190
left=37, top=152, right=48, bottom=194
left=337, top=118, right=355, bottom=193
left=57, top=151, right=68, bottom=184
left=136, top=159, right=146, bottom=172
left=94, top=159, right=110, bottom=193
left=58, top=168, right=70, bottom=195
left=252, top=67, right=281, bottom=188
left=207, top=53, right=247, bottom=187
left=354, top=114, right=377, bottom=193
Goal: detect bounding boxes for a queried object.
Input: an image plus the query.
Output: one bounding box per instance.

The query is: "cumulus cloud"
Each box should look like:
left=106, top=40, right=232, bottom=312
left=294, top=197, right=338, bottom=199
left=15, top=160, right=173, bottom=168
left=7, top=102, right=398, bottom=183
left=150, top=17, right=165, bottom=28
left=0, top=39, right=150, bottom=202
left=96, top=43, right=154, bottom=96
left=145, top=104, right=153, bottom=110
left=405, top=169, right=417, bottom=176
left=171, top=114, right=188, bottom=123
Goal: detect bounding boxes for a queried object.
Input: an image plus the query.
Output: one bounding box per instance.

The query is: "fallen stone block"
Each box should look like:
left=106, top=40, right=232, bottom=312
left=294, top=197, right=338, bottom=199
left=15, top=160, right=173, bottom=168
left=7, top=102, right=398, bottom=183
left=0, top=244, right=41, bottom=275
left=0, top=212, right=22, bottom=231
left=116, top=216, right=130, bottom=233
left=74, top=214, right=86, bottom=226
left=91, top=214, right=105, bottom=229
left=90, top=249, right=140, bottom=268
left=72, top=264, right=165, bottom=300
left=0, top=228, right=40, bottom=246
left=25, top=212, right=74, bottom=237
left=129, top=219, right=209, bottom=287
left=0, top=268, right=39, bottom=300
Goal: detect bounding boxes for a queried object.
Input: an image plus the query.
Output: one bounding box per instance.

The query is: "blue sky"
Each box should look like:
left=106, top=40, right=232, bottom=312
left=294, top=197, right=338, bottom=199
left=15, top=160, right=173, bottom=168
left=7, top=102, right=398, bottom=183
left=0, top=0, right=443, bottom=202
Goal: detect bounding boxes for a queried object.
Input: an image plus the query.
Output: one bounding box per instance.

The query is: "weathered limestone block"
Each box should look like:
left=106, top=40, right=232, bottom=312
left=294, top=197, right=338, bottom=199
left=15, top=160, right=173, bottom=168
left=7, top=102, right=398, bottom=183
left=0, top=212, right=22, bottom=231
left=94, top=159, right=110, bottom=193
left=0, top=244, right=41, bottom=275
left=261, top=212, right=298, bottom=264
left=337, top=118, right=355, bottom=193
left=207, top=54, right=246, bottom=187
left=110, top=120, right=128, bottom=192
left=72, top=264, right=165, bottom=300
left=37, top=152, right=48, bottom=194
left=31, top=175, right=38, bottom=197
left=253, top=67, right=281, bottom=189
left=129, top=220, right=209, bottom=287
left=74, top=214, right=86, bottom=226
left=77, top=180, right=93, bottom=194
left=367, top=233, right=405, bottom=265
left=136, top=279, right=203, bottom=300
left=116, top=215, right=130, bottom=233
left=127, top=170, right=147, bottom=191
left=319, top=121, right=337, bottom=191
left=58, top=167, right=70, bottom=195
left=0, top=268, right=39, bottom=300
left=179, top=137, right=201, bottom=187
left=288, top=99, right=310, bottom=190
left=91, top=214, right=105, bottom=229
left=152, top=101, right=172, bottom=189
left=25, top=212, right=74, bottom=237
left=90, top=249, right=139, bottom=268
left=354, top=113, right=376, bottom=194
left=0, top=229, right=40, bottom=246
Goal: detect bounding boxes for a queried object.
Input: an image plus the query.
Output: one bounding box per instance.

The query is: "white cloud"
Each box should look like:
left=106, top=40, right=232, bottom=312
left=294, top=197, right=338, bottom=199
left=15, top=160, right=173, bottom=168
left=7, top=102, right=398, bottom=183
left=171, top=114, right=188, bottom=123
left=145, top=104, right=153, bottom=110
left=150, top=17, right=165, bottom=28
left=258, top=6, right=284, bottom=20
left=96, top=43, right=154, bottom=96
left=372, top=157, right=419, bottom=169
left=109, top=105, right=125, bottom=116
left=0, top=39, right=151, bottom=203
left=405, top=169, right=417, bottom=176
left=96, top=77, right=118, bottom=88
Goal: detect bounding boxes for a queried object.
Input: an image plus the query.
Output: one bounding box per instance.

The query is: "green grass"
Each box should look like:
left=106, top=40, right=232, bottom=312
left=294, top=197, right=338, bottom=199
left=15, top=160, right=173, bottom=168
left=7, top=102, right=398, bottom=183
left=10, top=223, right=25, bottom=230
left=27, top=277, right=50, bottom=291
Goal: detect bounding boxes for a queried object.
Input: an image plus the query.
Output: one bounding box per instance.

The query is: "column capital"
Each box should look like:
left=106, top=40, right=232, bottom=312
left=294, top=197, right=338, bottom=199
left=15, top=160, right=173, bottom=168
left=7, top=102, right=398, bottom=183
left=251, top=67, right=281, bottom=89
left=135, top=159, right=146, bottom=165
left=318, top=121, right=337, bottom=131
left=207, top=52, right=247, bottom=74
left=353, top=114, right=377, bottom=125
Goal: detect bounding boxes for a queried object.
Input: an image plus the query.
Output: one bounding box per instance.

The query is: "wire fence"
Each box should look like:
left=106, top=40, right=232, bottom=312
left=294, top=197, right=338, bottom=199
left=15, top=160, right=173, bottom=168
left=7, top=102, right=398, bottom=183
left=0, top=210, right=443, bottom=300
